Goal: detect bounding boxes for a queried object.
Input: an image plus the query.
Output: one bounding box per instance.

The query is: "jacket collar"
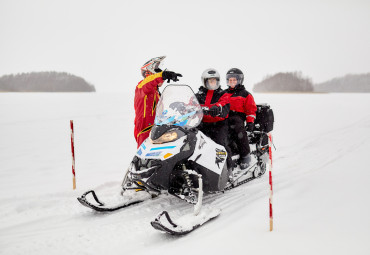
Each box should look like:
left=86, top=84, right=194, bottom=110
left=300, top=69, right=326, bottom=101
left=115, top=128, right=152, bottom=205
left=227, top=84, right=245, bottom=92
left=198, top=86, right=221, bottom=93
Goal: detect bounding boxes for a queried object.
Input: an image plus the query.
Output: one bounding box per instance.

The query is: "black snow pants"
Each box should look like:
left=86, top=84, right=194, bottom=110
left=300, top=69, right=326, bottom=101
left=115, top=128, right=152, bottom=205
left=199, top=119, right=232, bottom=169
left=228, top=114, right=250, bottom=157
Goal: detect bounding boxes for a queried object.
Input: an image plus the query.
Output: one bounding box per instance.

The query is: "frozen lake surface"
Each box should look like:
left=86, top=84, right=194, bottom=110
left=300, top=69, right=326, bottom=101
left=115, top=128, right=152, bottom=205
left=1, top=91, right=370, bottom=255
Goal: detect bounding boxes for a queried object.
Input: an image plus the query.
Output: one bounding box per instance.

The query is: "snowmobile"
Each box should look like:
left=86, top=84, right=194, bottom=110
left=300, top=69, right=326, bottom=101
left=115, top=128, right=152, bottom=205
left=78, top=84, right=274, bottom=235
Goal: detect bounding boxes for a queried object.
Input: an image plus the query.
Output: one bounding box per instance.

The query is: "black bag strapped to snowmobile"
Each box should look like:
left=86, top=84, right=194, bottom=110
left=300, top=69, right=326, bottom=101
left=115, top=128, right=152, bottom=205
left=254, top=104, right=274, bottom=132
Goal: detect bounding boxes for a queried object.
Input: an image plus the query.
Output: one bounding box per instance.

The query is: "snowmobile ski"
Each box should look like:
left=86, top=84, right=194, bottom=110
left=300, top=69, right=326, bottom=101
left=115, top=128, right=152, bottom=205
left=151, top=207, right=221, bottom=235
left=77, top=190, right=150, bottom=212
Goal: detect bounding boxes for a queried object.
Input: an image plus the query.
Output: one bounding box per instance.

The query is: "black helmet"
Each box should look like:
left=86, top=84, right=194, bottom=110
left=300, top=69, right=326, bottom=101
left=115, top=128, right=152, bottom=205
left=226, top=68, right=244, bottom=85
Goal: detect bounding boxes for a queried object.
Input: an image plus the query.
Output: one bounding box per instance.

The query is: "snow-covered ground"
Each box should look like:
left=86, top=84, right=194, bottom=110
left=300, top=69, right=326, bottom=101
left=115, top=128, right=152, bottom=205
left=1, top=91, right=370, bottom=255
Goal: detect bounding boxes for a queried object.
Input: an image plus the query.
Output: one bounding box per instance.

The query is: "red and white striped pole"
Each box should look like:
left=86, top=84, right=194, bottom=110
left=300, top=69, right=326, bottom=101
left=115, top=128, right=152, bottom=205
left=268, top=133, right=273, bottom=231
left=70, top=120, right=76, bottom=190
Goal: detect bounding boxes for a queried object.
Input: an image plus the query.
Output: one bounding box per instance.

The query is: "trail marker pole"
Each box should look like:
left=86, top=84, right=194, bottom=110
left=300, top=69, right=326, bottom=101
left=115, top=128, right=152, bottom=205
left=268, top=133, right=273, bottom=231
left=70, top=120, right=76, bottom=190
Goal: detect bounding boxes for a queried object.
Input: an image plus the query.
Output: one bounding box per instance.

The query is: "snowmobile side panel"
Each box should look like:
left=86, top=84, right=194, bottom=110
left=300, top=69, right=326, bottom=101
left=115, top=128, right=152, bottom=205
left=188, top=131, right=227, bottom=175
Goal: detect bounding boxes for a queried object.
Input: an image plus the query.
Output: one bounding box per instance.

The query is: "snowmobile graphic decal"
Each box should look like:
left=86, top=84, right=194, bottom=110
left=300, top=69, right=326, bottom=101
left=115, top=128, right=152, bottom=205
left=145, top=152, right=162, bottom=157
left=136, top=136, right=186, bottom=160
left=150, top=146, right=176, bottom=151
left=215, top=148, right=226, bottom=168
left=198, top=135, right=206, bottom=150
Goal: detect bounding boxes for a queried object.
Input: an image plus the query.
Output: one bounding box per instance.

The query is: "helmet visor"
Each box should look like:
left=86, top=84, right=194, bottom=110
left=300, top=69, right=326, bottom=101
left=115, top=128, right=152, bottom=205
left=226, top=73, right=243, bottom=85
left=205, top=78, right=220, bottom=90
left=153, top=60, right=164, bottom=72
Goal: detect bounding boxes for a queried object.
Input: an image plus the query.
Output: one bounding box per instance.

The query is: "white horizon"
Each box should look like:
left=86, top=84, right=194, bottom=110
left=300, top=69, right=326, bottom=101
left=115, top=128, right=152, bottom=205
left=1, top=0, right=369, bottom=92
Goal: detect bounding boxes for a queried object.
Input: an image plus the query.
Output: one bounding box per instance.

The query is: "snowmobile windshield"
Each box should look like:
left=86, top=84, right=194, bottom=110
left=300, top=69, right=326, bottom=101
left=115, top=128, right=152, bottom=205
left=154, top=85, right=203, bottom=129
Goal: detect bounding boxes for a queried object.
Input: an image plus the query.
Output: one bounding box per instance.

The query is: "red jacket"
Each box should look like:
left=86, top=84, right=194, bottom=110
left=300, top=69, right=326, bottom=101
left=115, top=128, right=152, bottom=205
left=195, top=86, right=230, bottom=123
left=134, top=72, right=164, bottom=147
left=225, top=85, right=257, bottom=123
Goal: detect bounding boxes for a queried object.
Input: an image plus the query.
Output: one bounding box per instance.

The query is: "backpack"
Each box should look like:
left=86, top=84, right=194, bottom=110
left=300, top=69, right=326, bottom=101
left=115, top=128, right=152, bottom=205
left=254, top=104, right=274, bottom=132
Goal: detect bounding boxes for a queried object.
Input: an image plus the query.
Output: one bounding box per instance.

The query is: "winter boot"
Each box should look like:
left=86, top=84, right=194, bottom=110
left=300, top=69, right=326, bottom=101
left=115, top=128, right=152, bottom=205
left=240, top=154, right=252, bottom=170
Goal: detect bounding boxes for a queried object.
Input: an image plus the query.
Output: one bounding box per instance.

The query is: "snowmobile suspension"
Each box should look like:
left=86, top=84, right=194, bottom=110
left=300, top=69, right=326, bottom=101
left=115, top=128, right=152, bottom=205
left=181, top=165, right=203, bottom=216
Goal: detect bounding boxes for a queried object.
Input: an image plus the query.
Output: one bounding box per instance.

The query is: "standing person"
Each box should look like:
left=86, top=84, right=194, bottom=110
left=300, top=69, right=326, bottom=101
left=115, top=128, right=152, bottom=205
left=195, top=68, right=232, bottom=170
left=134, top=56, right=182, bottom=148
left=225, top=68, right=257, bottom=170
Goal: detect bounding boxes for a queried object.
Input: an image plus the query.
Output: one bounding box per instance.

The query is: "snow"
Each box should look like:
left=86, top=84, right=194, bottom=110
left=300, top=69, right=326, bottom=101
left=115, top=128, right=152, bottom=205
left=1, top=91, right=370, bottom=255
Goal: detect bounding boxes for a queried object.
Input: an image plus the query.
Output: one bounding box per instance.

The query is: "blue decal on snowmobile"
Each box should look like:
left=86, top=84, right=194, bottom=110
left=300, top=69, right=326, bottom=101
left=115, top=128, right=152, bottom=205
left=146, top=151, right=162, bottom=157
left=141, top=143, right=146, bottom=150
left=150, top=146, right=176, bottom=151
left=174, top=119, right=188, bottom=127
left=156, top=115, right=175, bottom=125
left=137, top=148, right=142, bottom=156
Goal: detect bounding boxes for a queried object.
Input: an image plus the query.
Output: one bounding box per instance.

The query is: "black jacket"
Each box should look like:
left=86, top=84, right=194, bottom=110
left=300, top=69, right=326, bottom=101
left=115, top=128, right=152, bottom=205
left=195, top=86, right=230, bottom=122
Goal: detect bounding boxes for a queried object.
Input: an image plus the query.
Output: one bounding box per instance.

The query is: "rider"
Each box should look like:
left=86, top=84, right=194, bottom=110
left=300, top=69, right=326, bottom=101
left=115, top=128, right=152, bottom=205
left=134, top=56, right=182, bottom=148
left=195, top=68, right=232, bottom=170
left=224, top=68, right=257, bottom=170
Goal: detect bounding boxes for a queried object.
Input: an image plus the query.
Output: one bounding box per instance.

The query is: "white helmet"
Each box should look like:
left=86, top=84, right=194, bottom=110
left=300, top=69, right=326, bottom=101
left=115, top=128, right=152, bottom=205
left=201, top=68, right=220, bottom=90
left=141, top=56, right=166, bottom=78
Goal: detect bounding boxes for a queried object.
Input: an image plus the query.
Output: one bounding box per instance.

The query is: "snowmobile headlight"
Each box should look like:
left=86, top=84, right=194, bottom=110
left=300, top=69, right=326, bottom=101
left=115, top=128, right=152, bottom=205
left=151, top=130, right=178, bottom=144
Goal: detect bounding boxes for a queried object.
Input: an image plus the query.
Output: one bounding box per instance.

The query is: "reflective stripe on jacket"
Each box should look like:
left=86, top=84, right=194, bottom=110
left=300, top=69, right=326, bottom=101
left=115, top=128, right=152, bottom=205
left=134, top=72, right=163, bottom=146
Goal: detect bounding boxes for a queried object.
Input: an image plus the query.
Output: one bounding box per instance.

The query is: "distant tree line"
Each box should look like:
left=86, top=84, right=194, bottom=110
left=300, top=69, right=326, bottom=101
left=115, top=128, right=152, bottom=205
left=253, top=71, right=314, bottom=93
left=252, top=71, right=370, bottom=93
left=314, top=73, right=370, bottom=92
left=0, top=72, right=96, bottom=92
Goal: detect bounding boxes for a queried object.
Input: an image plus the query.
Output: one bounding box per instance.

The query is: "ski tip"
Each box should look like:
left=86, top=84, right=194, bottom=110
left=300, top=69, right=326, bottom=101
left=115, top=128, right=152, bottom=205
left=151, top=208, right=220, bottom=235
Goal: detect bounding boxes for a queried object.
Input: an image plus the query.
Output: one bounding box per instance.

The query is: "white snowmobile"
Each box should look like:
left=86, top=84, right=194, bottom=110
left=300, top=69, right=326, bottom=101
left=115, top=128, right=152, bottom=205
left=78, top=84, right=274, bottom=235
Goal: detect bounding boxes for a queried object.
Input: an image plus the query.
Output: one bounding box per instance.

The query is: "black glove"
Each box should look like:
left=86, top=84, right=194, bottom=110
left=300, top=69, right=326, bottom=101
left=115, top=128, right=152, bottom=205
left=209, top=105, right=221, bottom=117
left=162, top=71, right=182, bottom=83
left=246, top=122, right=254, bottom=132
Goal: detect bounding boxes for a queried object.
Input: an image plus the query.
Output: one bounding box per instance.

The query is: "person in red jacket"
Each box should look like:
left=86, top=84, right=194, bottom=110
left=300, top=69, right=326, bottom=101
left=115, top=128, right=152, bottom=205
left=195, top=68, right=232, bottom=170
left=224, top=68, right=257, bottom=170
left=134, top=56, right=182, bottom=148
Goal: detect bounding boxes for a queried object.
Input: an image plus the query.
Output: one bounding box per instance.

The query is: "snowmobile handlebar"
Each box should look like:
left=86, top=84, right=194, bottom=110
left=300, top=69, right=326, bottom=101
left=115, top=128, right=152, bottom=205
left=201, top=107, right=210, bottom=115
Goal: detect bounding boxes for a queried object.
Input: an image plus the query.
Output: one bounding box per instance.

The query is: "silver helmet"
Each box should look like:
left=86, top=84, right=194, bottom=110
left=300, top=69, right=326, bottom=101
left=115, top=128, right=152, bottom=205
left=201, top=68, right=220, bottom=90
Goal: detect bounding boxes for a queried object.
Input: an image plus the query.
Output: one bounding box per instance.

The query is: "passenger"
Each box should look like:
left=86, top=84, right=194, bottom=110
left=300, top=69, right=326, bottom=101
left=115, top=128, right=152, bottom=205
left=195, top=68, right=232, bottom=170
left=224, top=68, right=257, bottom=170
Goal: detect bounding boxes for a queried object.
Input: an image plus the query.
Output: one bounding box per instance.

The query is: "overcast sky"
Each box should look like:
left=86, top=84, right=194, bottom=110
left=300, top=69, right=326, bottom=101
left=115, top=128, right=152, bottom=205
left=1, top=0, right=369, bottom=92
